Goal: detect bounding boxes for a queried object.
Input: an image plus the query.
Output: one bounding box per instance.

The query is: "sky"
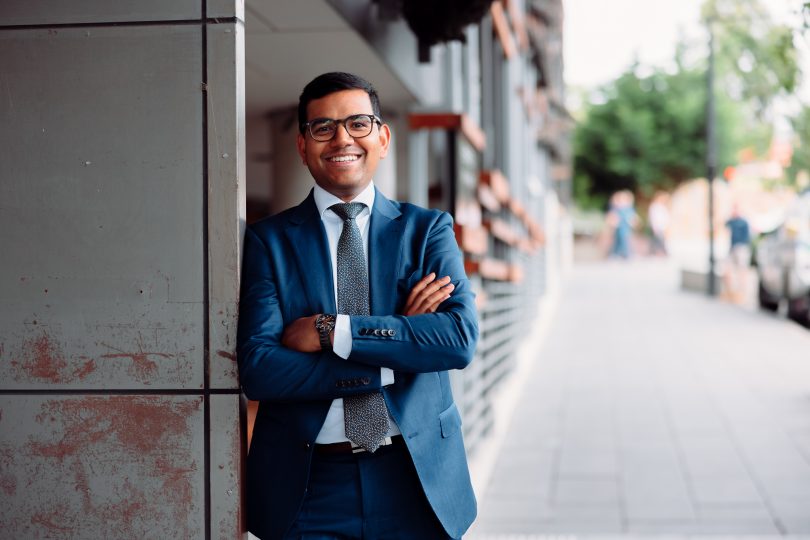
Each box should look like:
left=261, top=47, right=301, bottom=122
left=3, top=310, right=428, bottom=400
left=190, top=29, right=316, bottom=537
left=562, top=0, right=809, bottom=98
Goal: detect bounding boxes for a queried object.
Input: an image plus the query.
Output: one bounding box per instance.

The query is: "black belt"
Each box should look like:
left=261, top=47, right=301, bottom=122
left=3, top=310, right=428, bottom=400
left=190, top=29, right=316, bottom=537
left=314, top=435, right=404, bottom=455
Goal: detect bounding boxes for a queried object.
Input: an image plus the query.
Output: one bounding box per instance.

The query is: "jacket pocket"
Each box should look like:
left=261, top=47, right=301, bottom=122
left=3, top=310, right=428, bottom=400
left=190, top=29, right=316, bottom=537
left=439, top=402, right=462, bottom=438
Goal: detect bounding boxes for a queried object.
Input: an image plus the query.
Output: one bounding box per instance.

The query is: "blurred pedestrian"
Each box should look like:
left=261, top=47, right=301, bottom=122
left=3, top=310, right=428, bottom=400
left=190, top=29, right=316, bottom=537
left=607, top=190, right=639, bottom=259
left=648, top=191, right=670, bottom=256
left=723, top=204, right=751, bottom=303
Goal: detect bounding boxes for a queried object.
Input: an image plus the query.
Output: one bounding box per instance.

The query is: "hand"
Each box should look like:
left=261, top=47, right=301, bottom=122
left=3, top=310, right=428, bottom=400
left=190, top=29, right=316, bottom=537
left=401, top=273, right=454, bottom=316
left=281, top=314, right=323, bottom=352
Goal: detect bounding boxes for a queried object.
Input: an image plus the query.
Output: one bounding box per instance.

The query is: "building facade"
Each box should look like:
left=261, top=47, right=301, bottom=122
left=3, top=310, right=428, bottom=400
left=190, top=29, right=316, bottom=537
left=0, top=0, right=569, bottom=537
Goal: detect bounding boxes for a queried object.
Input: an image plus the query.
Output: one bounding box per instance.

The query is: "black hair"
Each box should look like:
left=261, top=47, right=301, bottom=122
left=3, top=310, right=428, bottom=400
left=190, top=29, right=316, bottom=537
left=297, top=72, right=382, bottom=134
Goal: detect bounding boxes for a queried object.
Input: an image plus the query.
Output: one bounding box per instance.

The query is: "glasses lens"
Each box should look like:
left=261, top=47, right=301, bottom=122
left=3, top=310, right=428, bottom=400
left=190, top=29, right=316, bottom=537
left=309, top=119, right=336, bottom=141
left=346, top=115, right=374, bottom=138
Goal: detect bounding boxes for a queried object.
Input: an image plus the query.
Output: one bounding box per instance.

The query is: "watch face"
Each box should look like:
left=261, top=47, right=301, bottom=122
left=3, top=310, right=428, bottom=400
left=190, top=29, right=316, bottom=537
left=316, top=315, right=336, bottom=332
left=315, top=315, right=335, bottom=350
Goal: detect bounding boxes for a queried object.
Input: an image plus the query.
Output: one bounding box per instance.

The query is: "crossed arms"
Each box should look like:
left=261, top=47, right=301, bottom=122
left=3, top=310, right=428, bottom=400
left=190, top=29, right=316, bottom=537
left=236, top=212, right=478, bottom=402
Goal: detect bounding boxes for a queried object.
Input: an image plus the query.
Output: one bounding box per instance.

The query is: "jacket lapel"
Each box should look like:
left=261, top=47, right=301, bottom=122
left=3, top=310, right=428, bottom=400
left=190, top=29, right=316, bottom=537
left=283, top=190, right=336, bottom=314
left=368, top=188, right=403, bottom=316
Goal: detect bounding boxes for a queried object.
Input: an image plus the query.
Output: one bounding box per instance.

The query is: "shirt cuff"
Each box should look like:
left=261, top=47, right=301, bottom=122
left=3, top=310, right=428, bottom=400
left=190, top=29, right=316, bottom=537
left=333, top=315, right=395, bottom=387
left=333, top=314, right=352, bottom=359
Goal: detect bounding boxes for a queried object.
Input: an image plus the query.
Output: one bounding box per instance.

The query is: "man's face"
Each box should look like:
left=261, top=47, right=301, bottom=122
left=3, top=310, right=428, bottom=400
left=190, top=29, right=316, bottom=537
left=297, top=89, right=391, bottom=202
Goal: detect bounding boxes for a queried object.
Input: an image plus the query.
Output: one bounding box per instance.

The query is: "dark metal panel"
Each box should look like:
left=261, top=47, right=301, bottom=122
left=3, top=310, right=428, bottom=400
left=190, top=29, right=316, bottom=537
left=208, top=0, right=244, bottom=21
left=0, top=25, right=205, bottom=389
left=0, top=395, right=205, bottom=538
left=207, top=22, right=245, bottom=390
left=0, top=1, right=201, bottom=26
left=209, top=394, right=245, bottom=539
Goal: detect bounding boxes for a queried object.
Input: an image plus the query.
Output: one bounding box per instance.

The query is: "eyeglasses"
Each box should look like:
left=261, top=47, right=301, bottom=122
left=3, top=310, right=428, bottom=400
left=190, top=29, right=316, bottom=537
left=302, top=114, right=382, bottom=142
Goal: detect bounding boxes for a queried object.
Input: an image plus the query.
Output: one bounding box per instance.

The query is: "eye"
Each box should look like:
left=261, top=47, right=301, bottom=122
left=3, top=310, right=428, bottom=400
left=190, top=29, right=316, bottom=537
left=350, top=117, right=371, bottom=129
left=311, top=121, right=334, bottom=134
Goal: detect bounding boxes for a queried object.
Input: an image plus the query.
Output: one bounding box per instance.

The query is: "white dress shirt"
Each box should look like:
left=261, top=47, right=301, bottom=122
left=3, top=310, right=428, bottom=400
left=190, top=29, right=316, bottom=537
left=312, top=182, right=400, bottom=443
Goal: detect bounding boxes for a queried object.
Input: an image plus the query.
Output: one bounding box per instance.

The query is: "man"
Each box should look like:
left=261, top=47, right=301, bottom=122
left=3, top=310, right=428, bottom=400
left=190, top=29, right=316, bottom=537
left=723, top=204, right=752, bottom=303
left=237, top=72, right=479, bottom=540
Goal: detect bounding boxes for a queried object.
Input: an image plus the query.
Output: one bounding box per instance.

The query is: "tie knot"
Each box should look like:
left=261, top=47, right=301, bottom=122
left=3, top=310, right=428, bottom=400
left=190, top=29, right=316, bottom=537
left=330, top=202, right=365, bottom=221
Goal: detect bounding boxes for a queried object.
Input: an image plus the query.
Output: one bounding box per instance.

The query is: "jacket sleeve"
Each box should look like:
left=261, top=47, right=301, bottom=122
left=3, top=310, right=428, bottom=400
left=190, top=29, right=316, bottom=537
left=236, top=226, right=382, bottom=402
left=347, top=212, right=479, bottom=373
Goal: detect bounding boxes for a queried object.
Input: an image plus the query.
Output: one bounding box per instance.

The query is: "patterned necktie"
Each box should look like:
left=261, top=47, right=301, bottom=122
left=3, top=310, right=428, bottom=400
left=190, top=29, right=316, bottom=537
left=330, top=202, right=390, bottom=453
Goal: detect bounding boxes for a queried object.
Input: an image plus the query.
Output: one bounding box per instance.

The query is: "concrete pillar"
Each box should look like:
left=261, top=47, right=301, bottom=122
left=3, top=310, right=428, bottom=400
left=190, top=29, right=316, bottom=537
left=269, top=108, right=312, bottom=214
left=0, top=1, right=246, bottom=538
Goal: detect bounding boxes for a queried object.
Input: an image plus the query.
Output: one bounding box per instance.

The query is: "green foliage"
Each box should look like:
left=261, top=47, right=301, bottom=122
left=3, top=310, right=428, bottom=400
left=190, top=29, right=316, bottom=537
left=787, top=105, right=810, bottom=187
left=573, top=66, right=745, bottom=202
left=572, top=0, right=800, bottom=207
left=703, top=0, right=800, bottom=117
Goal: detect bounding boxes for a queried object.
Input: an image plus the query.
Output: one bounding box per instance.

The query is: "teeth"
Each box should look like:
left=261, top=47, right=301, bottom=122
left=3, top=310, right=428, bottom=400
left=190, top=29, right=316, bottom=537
left=328, top=155, right=359, bottom=162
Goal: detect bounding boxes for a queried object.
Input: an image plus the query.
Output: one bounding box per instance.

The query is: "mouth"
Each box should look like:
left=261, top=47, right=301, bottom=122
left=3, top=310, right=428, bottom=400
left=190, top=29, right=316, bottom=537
left=325, top=153, right=362, bottom=163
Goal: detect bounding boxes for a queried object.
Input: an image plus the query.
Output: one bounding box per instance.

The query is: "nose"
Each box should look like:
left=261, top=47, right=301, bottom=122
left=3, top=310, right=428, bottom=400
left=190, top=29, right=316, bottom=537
left=331, top=120, right=354, bottom=145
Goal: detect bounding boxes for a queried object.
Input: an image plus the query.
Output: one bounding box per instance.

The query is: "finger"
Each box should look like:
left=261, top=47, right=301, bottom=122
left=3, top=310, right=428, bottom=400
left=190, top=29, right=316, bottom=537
left=404, top=272, right=436, bottom=309
left=408, top=276, right=450, bottom=313
left=403, top=273, right=444, bottom=313
left=421, top=283, right=454, bottom=313
left=410, top=280, right=453, bottom=314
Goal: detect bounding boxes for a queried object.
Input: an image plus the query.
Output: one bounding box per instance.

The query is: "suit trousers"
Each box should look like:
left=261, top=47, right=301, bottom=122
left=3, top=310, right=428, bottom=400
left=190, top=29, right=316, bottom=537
left=282, top=439, right=454, bottom=540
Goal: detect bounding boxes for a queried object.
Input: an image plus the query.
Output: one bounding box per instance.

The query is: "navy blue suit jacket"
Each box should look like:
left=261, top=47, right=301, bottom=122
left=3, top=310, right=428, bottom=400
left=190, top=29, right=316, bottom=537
left=237, top=189, right=479, bottom=540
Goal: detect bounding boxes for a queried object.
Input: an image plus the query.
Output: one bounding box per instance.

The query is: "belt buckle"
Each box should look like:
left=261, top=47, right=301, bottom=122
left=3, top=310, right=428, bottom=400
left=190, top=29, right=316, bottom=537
left=350, top=436, right=393, bottom=454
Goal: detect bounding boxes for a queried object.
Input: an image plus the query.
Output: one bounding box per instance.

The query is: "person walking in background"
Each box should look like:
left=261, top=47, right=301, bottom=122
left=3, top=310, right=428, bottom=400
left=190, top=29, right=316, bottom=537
left=607, top=190, right=639, bottom=259
left=723, top=204, right=752, bottom=304
left=237, top=72, right=478, bottom=540
left=648, top=191, right=671, bottom=256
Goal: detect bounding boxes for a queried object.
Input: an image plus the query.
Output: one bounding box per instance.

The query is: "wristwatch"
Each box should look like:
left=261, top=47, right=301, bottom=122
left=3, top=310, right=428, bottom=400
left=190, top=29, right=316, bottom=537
left=314, top=314, right=337, bottom=351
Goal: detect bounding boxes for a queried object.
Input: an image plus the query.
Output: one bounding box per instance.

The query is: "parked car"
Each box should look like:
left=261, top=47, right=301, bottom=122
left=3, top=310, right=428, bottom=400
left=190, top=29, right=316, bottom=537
left=755, top=191, right=810, bottom=326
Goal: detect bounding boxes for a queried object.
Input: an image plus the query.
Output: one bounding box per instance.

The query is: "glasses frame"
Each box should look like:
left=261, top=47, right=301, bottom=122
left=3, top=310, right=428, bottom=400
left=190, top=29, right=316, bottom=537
left=301, top=114, right=382, bottom=142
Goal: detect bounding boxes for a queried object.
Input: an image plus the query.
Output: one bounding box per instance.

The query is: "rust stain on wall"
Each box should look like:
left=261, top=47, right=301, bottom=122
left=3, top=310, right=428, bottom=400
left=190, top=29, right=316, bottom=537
left=0, top=447, right=16, bottom=497
left=30, top=396, right=200, bottom=457
left=1, top=396, right=204, bottom=538
left=7, top=332, right=98, bottom=384
left=100, top=342, right=173, bottom=381
left=216, top=349, right=236, bottom=361
left=18, top=333, right=67, bottom=382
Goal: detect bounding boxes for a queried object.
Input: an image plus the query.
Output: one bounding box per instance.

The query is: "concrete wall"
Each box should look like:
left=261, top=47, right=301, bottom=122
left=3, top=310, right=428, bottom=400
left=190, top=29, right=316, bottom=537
left=0, top=2, right=246, bottom=538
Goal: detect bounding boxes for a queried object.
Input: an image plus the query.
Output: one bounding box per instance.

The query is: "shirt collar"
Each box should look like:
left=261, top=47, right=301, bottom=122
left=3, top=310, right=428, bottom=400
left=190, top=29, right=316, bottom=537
left=313, top=181, right=376, bottom=219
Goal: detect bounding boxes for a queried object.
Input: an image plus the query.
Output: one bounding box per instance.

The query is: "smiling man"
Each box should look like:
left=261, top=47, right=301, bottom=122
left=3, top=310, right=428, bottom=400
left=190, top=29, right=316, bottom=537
left=237, top=72, right=479, bottom=540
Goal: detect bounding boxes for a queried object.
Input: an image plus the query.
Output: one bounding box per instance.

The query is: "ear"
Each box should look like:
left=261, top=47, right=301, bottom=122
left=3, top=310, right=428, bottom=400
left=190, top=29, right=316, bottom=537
left=296, top=133, right=307, bottom=164
left=378, top=123, right=391, bottom=159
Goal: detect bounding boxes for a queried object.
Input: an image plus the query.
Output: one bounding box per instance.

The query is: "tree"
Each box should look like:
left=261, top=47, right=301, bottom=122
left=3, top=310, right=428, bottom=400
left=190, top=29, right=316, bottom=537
left=572, top=0, right=801, bottom=208
left=787, top=104, right=810, bottom=188
left=573, top=66, right=746, bottom=207
left=702, top=0, right=800, bottom=118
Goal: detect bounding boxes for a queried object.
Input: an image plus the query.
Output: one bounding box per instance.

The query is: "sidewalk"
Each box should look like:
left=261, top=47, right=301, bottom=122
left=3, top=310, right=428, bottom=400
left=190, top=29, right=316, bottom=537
left=468, top=258, right=810, bottom=538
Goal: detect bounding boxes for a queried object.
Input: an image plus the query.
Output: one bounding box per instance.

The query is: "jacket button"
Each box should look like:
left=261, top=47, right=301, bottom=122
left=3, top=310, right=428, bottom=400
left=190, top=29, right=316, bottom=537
left=373, top=329, right=381, bottom=336
left=361, top=377, right=371, bottom=385
left=389, top=330, right=396, bottom=337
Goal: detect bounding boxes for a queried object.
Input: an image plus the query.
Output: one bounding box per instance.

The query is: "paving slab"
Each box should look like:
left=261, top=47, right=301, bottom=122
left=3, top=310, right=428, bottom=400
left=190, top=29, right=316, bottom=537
left=468, top=259, right=810, bottom=538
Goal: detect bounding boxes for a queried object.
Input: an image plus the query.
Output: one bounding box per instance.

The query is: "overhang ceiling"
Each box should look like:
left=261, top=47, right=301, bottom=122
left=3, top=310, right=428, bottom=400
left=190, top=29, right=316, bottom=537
left=244, top=0, right=417, bottom=118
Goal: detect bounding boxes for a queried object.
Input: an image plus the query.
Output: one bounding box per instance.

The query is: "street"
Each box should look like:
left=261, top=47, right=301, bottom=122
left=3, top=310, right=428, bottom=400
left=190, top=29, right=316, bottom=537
left=469, top=258, right=810, bottom=538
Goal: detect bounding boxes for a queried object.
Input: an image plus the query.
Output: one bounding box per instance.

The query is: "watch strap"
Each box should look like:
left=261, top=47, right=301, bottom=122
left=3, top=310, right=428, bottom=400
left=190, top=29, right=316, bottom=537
left=315, top=314, right=336, bottom=351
